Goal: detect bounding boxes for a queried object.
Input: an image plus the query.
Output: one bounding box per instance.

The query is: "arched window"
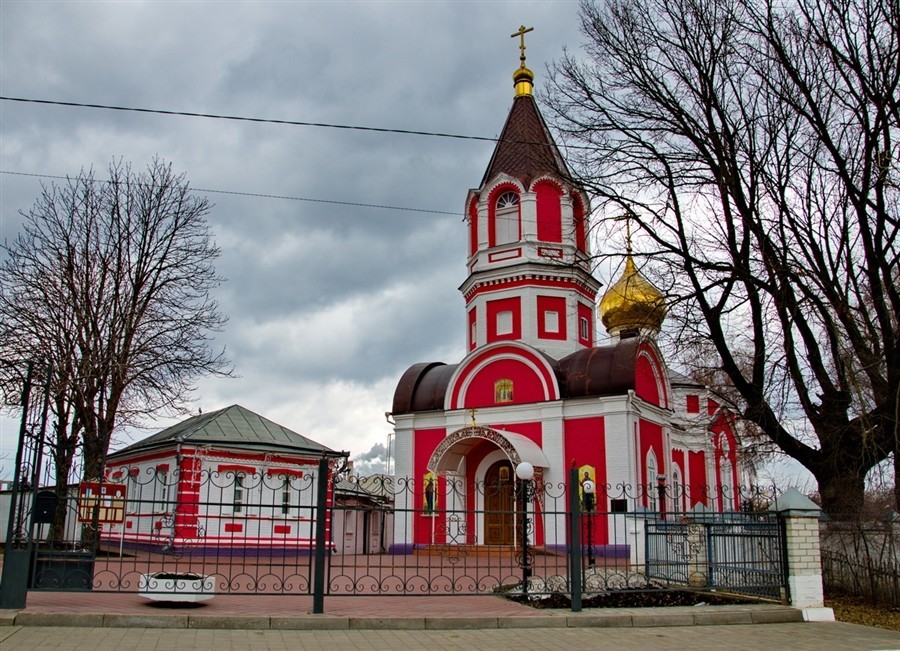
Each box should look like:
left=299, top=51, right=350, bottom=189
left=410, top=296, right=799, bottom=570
left=718, top=437, right=735, bottom=511
left=646, top=450, right=658, bottom=511
left=671, top=465, right=684, bottom=514
left=492, top=190, right=520, bottom=246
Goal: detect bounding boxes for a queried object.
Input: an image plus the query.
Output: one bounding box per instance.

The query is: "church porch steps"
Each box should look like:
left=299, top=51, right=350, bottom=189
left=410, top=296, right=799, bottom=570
left=413, top=545, right=563, bottom=558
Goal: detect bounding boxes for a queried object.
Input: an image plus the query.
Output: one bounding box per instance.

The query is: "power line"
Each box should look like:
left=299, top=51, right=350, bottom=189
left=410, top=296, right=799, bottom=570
left=0, top=96, right=499, bottom=144
left=0, top=170, right=460, bottom=217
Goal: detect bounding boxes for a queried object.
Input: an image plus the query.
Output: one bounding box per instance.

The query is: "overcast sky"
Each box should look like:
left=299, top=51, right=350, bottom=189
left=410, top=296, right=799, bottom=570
left=0, top=1, right=601, bottom=477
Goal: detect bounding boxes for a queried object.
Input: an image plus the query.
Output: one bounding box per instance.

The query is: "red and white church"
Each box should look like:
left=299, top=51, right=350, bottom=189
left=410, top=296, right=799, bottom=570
left=388, top=35, right=741, bottom=554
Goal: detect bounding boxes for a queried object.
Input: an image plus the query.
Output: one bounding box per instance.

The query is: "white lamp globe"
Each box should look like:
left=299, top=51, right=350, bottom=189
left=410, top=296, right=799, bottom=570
left=515, top=461, right=534, bottom=481
left=582, top=479, right=596, bottom=494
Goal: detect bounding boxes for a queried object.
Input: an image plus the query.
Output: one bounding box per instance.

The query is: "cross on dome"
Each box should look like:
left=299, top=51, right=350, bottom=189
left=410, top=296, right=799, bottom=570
left=511, top=25, right=534, bottom=69
left=510, top=25, right=535, bottom=97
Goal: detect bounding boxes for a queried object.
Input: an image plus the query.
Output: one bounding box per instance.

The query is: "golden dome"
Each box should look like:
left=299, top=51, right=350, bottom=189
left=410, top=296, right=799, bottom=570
left=598, top=256, right=666, bottom=335
left=513, top=66, right=534, bottom=97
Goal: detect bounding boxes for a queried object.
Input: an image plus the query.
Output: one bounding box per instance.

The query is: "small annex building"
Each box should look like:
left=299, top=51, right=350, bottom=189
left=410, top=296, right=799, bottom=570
left=388, top=36, right=743, bottom=555
left=102, top=404, right=346, bottom=554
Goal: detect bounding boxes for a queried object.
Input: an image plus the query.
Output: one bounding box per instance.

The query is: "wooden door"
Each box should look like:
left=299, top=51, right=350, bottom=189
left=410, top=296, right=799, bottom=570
left=484, top=460, right=514, bottom=545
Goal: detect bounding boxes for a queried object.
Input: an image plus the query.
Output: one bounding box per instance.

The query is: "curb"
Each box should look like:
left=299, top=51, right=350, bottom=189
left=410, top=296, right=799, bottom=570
left=2, top=606, right=806, bottom=630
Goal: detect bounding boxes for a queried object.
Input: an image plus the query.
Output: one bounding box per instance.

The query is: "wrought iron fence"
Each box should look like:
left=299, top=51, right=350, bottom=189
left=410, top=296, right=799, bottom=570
left=1, top=465, right=788, bottom=607
left=821, top=517, right=900, bottom=607
left=645, top=514, right=787, bottom=601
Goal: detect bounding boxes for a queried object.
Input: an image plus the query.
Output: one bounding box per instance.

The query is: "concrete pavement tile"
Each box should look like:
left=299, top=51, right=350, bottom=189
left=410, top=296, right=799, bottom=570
left=15, top=612, right=104, bottom=627
left=566, top=613, right=633, bottom=627
left=0, top=610, right=18, bottom=626
left=270, top=616, right=350, bottom=630
left=497, top=615, right=567, bottom=628
left=630, top=611, right=694, bottom=627
left=424, top=616, right=498, bottom=629
left=187, top=615, right=270, bottom=629
left=691, top=610, right=754, bottom=625
left=102, top=613, right=189, bottom=628
left=348, top=617, right=425, bottom=630
left=750, top=608, right=805, bottom=624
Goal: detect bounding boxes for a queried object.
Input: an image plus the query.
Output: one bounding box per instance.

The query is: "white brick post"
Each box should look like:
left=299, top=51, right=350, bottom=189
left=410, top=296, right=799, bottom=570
left=771, top=488, right=834, bottom=621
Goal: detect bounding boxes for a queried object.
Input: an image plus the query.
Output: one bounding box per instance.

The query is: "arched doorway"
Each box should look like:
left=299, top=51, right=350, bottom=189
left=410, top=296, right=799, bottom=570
left=484, top=460, right=514, bottom=545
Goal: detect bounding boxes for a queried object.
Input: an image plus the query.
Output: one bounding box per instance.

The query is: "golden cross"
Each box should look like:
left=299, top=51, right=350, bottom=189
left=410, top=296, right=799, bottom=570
left=618, top=211, right=635, bottom=255
left=625, top=215, right=632, bottom=255
left=469, top=408, right=478, bottom=427
left=511, top=25, right=534, bottom=67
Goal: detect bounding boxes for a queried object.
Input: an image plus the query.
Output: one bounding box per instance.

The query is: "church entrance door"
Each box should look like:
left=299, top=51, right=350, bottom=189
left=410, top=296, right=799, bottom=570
left=484, top=460, right=514, bottom=545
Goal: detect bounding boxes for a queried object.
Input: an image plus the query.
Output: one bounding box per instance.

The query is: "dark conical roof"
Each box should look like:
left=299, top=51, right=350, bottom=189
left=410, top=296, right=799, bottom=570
left=480, top=94, right=571, bottom=189
left=109, top=404, right=340, bottom=458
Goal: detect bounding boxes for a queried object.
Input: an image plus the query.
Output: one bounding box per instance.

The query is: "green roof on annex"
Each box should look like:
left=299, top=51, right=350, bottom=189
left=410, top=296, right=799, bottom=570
left=109, top=404, right=342, bottom=458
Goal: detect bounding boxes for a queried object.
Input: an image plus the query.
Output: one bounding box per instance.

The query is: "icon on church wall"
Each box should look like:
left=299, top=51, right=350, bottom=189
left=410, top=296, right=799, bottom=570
left=423, top=472, right=438, bottom=516
left=579, top=465, right=596, bottom=512
left=495, top=378, right=514, bottom=403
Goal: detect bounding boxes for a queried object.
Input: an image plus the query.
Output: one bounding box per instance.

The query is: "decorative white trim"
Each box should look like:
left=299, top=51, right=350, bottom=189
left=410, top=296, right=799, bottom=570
left=537, top=247, right=564, bottom=259
left=488, top=248, right=523, bottom=262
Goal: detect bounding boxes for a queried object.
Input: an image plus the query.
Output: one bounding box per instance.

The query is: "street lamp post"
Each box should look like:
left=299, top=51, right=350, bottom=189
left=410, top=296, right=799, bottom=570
left=515, top=462, right=535, bottom=596
left=582, top=478, right=596, bottom=566
left=657, top=474, right=667, bottom=521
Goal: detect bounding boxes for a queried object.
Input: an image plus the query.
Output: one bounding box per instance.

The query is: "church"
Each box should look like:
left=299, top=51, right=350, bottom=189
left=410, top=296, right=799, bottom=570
left=388, top=28, right=741, bottom=554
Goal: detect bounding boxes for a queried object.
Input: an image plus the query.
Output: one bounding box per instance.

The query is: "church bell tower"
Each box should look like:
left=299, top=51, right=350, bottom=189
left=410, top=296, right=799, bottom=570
left=460, top=26, right=601, bottom=360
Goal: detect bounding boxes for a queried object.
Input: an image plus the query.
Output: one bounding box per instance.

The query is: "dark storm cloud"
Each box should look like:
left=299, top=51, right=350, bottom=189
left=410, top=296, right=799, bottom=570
left=0, top=0, right=585, bottom=464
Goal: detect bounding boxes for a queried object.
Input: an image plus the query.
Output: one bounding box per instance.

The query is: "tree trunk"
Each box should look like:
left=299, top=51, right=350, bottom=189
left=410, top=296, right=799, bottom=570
left=895, top=450, right=899, bottom=512
left=816, top=468, right=866, bottom=518
left=49, top=458, right=73, bottom=545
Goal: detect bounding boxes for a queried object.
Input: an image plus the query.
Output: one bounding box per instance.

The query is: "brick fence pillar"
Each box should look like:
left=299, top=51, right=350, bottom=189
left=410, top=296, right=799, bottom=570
left=770, top=487, right=834, bottom=621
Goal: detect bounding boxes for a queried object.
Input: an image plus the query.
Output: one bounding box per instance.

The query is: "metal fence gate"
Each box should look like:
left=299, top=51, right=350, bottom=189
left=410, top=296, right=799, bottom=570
left=645, top=515, right=787, bottom=601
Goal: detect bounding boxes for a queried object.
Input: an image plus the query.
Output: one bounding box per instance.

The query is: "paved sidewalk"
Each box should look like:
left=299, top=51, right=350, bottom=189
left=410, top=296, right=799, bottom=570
left=2, top=591, right=808, bottom=630
left=2, top=622, right=900, bottom=651
left=1, top=592, right=898, bottom=651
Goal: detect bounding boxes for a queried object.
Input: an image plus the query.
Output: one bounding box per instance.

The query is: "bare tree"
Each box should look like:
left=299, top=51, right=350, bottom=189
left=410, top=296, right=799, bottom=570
left=0, top=158, right=231, bottom=493
left=545, top=0, right=898, bottom=514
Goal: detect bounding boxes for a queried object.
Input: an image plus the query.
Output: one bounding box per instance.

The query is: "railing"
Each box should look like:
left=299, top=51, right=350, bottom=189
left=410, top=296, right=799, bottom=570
left=821, top=517, right=900, bottom=607
left=1, top=468, right=787, bottom=608
left=645, top=513, right=786, bottom=600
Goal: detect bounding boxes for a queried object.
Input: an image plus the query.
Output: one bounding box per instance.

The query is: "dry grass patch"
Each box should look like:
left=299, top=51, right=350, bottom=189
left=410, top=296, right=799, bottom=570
left=826, top=594, right=900, bottom=632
